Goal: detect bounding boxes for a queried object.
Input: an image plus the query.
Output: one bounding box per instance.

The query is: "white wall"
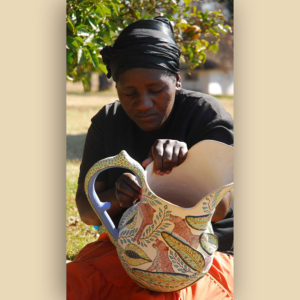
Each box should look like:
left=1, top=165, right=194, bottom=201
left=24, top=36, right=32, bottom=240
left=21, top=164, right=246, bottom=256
left=181, top=69, right=234, bottom=96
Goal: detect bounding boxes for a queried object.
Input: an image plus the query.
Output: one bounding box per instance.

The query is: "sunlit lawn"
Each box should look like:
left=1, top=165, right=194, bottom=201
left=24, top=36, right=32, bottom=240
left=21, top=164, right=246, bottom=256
left=66, top=88, right=118, bottom=260
left=66, top=86, right=234, bottom=260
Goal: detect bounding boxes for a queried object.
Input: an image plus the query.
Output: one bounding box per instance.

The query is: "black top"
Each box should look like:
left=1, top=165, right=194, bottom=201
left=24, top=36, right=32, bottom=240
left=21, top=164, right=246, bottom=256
left=78, top=89, right=234, bottom=254
left=79, top=89, right=233, bottom=185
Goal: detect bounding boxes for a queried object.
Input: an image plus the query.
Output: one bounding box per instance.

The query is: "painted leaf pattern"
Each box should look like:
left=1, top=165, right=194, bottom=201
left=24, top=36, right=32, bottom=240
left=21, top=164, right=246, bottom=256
left=123, top=243, right=152, bottom=266
left=185, top=214, right=212, bottom=231
left=161, top=232, right=205, bottom=273
left=125, top=213, right=137, bottom=229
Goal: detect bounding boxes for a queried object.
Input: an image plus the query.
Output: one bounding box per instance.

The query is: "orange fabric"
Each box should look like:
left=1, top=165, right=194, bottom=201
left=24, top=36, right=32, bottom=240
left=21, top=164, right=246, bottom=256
left=67, top=234, right=233, bottom=300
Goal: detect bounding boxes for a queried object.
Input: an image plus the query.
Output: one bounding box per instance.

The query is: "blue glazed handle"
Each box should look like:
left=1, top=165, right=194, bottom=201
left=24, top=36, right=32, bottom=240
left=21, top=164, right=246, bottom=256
left=84, top=150, right=148, bottom=242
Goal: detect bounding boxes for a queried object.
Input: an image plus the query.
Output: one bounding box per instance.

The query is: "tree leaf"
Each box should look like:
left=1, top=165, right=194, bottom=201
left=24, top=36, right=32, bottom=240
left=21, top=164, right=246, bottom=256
left=98, top=63, right=107, bottom=73
left=110, top=2, right=119, bottom=15
left=67, top=51, right=74, bottom=65
left=74, top=36, right=84, bottom=45
left=84, top=33, right=95, bottom=45
left=184, top=0, right=192, bottom=5
left=88, top=17, right=98, bottom=31
left=81, top=75, right=90, bottom=91
left=67, top=17, right=75, bottom=34
left=67, top=36, right=79, bottom=52
left=77, top=28, right=90, bottom=37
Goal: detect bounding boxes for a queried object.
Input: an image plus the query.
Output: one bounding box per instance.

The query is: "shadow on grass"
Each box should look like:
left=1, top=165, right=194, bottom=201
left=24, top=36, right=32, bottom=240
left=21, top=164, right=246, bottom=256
left=67, top=134, right=86, bottom=160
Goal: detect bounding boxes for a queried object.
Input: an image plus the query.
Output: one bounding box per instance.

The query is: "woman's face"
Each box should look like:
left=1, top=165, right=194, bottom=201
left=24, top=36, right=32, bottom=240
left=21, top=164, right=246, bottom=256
left=116, top=68, right=180, bottom=131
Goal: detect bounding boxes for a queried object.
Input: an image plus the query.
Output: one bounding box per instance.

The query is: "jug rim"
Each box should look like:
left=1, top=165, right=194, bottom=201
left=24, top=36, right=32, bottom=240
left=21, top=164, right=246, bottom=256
left=142, top=176, right=234, bottom=210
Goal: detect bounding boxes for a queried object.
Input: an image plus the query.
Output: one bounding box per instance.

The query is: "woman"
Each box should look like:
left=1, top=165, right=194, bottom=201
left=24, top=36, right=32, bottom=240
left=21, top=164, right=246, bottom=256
left=68, top=17, right=234, bottom=299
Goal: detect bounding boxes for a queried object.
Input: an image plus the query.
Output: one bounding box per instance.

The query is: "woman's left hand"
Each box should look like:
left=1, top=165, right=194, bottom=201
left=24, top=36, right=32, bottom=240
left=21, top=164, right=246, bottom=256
left=142, top=139, right=188, bottom=175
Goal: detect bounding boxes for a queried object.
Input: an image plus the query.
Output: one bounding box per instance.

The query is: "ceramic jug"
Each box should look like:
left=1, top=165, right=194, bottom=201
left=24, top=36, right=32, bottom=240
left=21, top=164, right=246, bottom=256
left=84, top=140, right=233, bottom=292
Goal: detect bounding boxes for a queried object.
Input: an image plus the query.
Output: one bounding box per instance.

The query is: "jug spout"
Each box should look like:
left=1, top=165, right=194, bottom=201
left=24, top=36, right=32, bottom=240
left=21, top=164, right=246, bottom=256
left=196, top=182, right=234, bottom=214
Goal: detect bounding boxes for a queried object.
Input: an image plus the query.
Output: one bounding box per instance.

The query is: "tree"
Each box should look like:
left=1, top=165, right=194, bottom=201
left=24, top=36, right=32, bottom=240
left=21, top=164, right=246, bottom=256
left=66, top=0, right=232, bottom=91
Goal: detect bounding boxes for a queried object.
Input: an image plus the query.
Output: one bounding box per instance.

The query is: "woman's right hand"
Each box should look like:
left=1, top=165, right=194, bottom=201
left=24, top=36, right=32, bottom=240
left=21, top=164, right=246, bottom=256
left=142, top=139, right=188, bottom=175
left=114, top=173, right=142, bottom=208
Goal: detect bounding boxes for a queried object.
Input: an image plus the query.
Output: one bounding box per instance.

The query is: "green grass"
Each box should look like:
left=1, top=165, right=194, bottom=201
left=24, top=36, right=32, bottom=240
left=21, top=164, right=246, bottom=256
left=66, top=160, right=99, bottom=260
left=66, top=87, right=234, bottom=260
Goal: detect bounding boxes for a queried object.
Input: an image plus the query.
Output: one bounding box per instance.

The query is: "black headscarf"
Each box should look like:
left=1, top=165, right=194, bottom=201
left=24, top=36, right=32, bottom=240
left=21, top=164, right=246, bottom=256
left=100, top=17, right=181, bottom=81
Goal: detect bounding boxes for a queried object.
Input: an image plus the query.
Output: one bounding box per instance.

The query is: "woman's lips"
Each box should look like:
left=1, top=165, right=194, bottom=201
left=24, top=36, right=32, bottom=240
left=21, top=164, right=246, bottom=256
left=136, top=113, right=157, bottom=121
left=134, top=113, right=162, bottom=130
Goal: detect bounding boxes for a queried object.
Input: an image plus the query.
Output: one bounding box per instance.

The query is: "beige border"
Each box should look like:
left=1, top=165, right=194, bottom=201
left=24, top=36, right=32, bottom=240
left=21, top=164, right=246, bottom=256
left=235, top=1, right=300, bottom=299
left=1, top=1, right=300, bottom=299
left=1, top=1, right=66, bottom=299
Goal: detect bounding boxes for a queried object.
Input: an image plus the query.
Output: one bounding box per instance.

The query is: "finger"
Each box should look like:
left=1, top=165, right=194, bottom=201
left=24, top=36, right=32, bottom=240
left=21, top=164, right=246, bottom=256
left=172, top=145, right=180, bottom=163
left=116, top=191, right=135, bottom=208
left=142, top=157, right=153, bottom=168
left=167, top=145, right=181, bottom=172
left=178, top=145, right=188, bottom=164
left=161, top=141, right=174, bottom=173
left=123, top=174, right=142, bottom=193
left=115, top=184, right=141, bottom=207
left=116, top=177, right=141, bottom=199
left=152, top=140, right=164, bottom=174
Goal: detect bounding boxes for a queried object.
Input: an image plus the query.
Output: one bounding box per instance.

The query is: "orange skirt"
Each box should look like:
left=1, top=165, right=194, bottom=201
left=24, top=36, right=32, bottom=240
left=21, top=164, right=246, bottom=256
left=67, top=234, right=233, bottom=300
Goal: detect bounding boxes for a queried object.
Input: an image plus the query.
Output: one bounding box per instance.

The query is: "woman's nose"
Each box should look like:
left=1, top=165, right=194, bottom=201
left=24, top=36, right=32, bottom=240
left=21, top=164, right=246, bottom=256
left=137, top=92, right=154, bottom=110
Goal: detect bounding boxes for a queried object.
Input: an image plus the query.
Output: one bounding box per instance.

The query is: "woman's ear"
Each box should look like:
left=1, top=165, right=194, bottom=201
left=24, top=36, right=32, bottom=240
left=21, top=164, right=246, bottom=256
left=175, top=73, right=182, bottom=91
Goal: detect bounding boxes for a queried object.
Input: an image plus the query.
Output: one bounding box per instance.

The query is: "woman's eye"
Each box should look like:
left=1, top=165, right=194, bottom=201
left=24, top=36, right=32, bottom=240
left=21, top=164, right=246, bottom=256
left=124, top=92, right=137, bottom=97
left=149, top=88, right=163, bottom=94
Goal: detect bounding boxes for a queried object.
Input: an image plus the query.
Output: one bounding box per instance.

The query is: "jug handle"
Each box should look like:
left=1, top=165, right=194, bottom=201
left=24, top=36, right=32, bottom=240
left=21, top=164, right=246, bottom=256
left=84, top=150, right=148, bottom=242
